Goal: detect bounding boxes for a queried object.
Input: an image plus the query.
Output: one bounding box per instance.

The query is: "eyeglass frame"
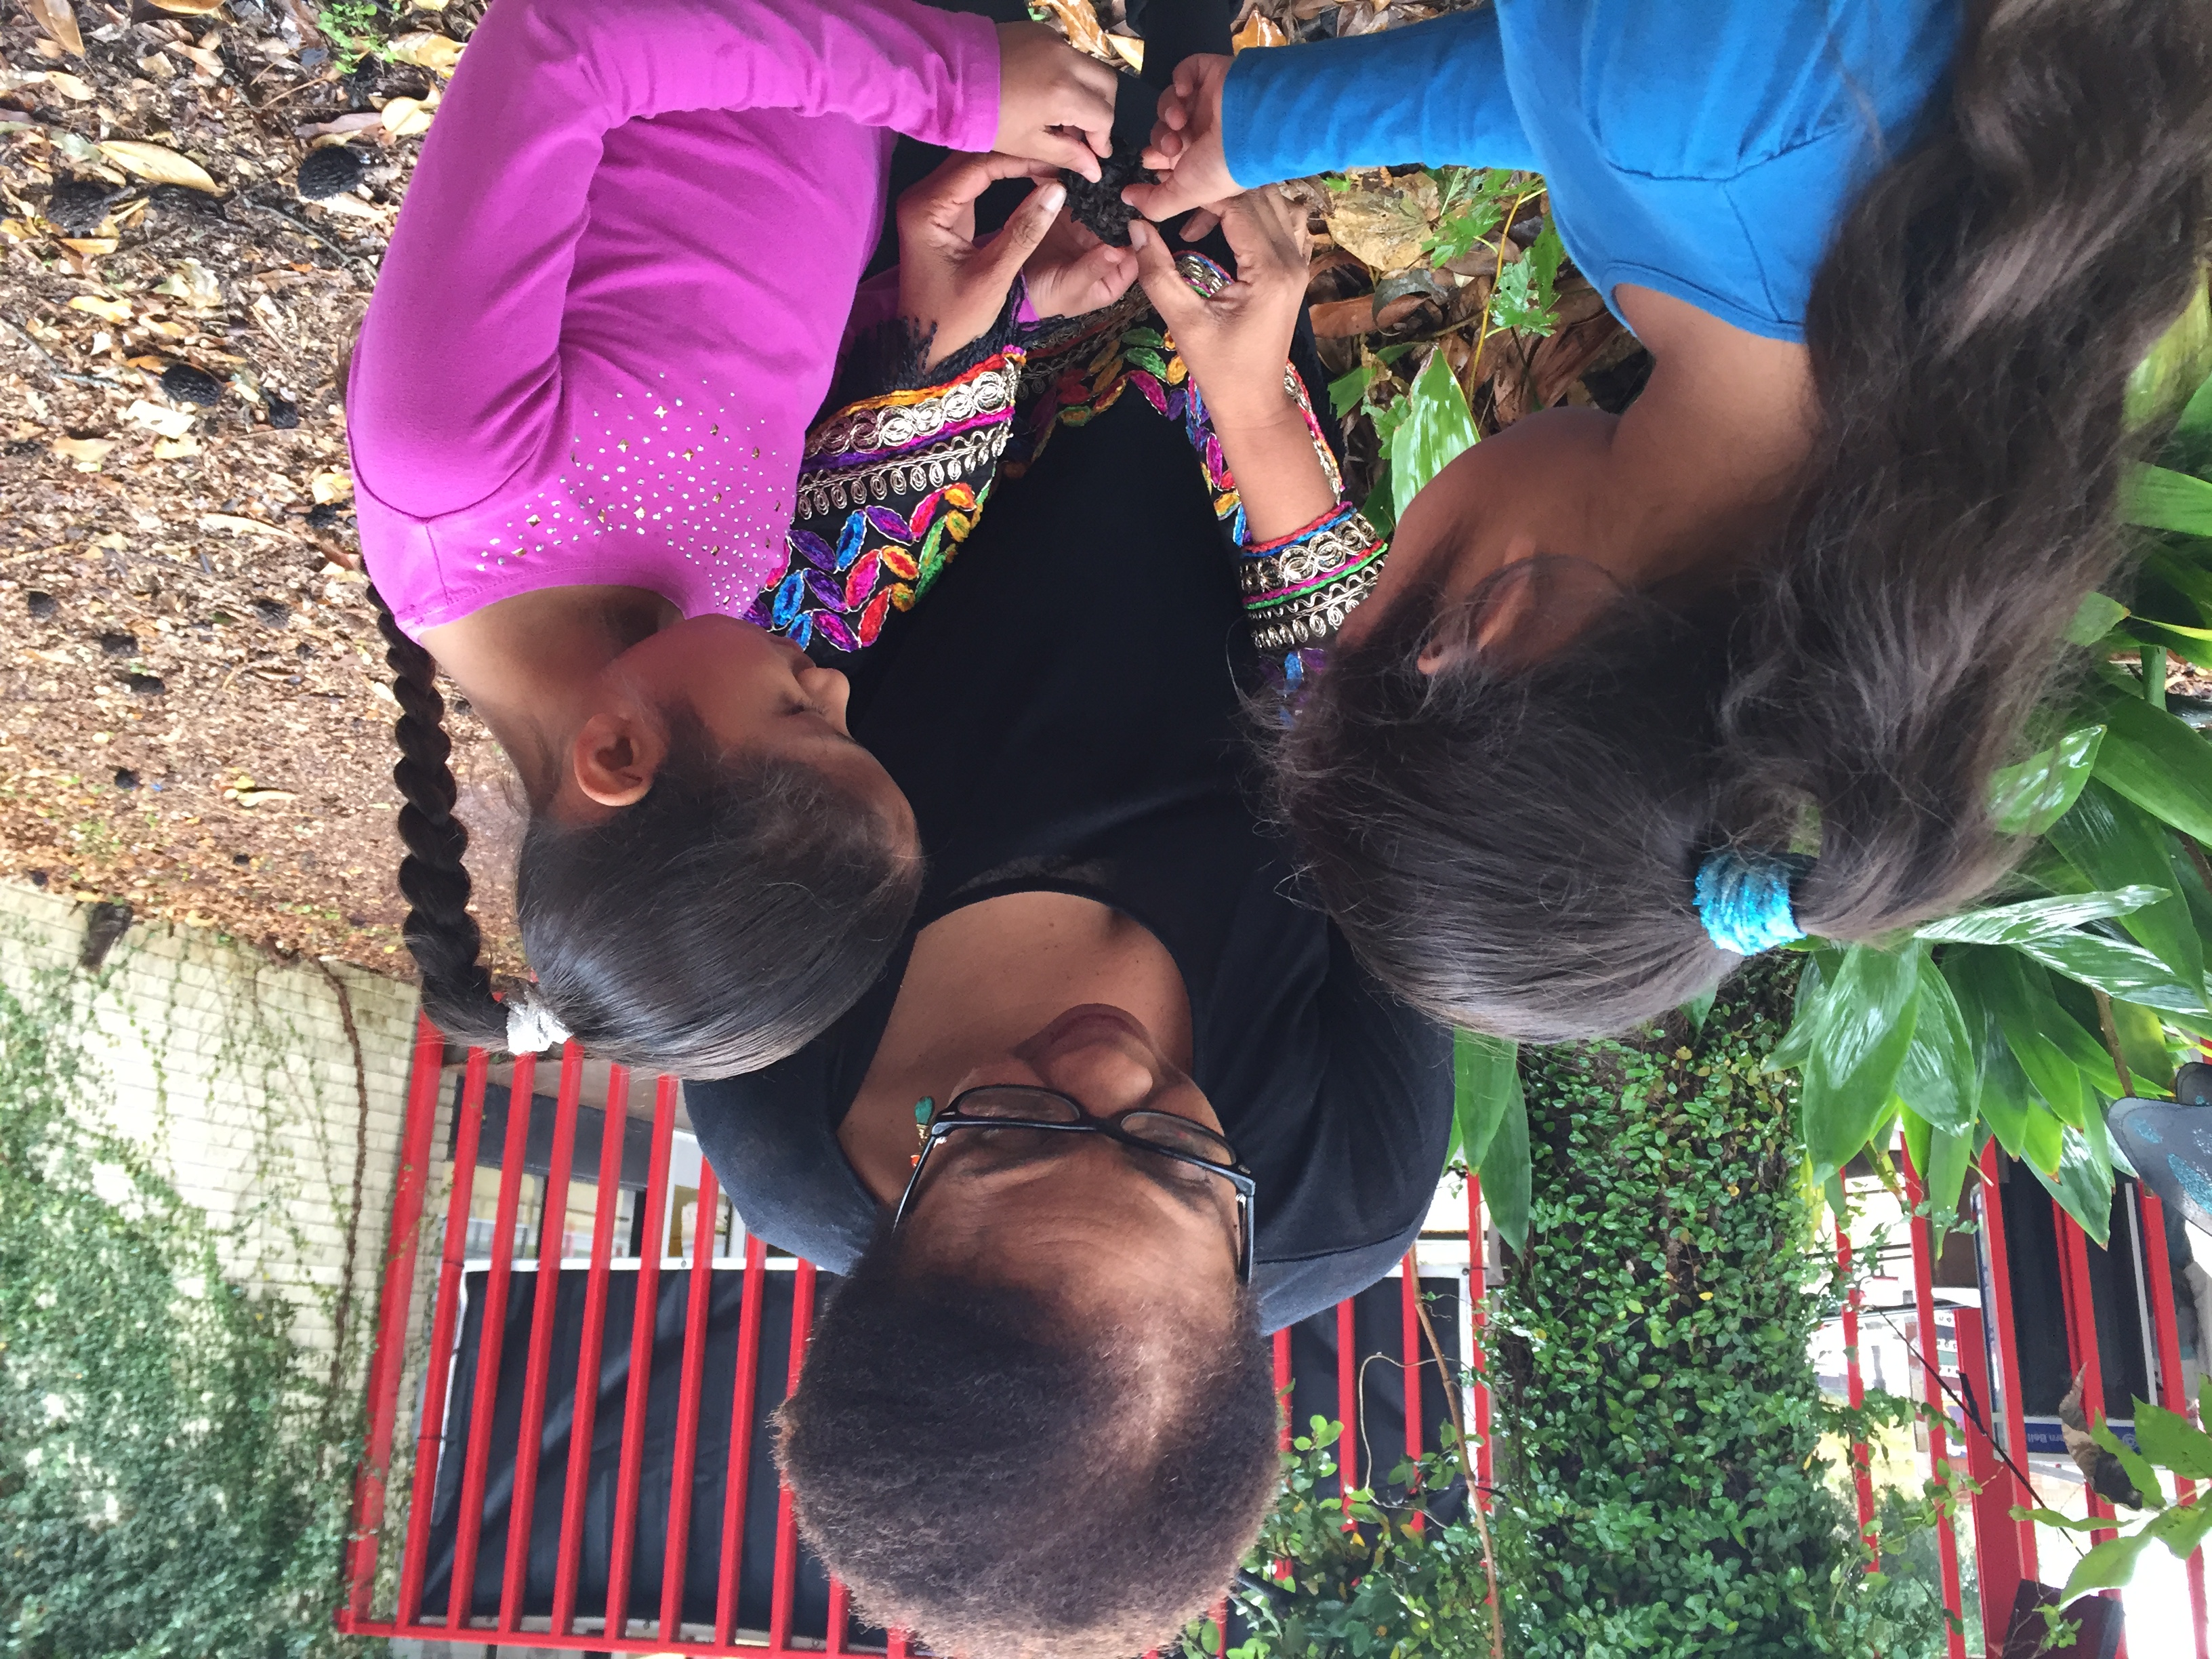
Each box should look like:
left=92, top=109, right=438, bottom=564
left=889, top=1084, right=1258, bottom=1284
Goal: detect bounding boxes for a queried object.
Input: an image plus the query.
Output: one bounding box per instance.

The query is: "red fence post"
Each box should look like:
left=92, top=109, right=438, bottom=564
left=1335, top=1296, right=1359, bottom=1520
left=496, top=1040, right=583, bottom=1632
left=550, top=1064, right=631, bottom=1635
left=1837, top=1225, right=1877, bottom=1548
left=2055, top=1202, right=2117, bottom=1545
left=1401, top=1250, right=1425, bottom=1531
left=658, top=1161, right=722, bottom=1640
left=2141, top=1188, right=2211, bottom=1659
left=447, top=1048, right=536, bottom=1632
left=343, top=1010, right=446, bottom=1623
left=1902, top=1143, right=1968, bottom=1659
left=394, top=1043, right=487, bottom=1626
left=713, top=1234, right=769, bottom=1647
left=1977, top=1143, right=2039, bottom=1584
left=769, top=1261, right=820, bottom=1652
left=605, top=1074, right=678, bottom=1640
left=1952, top=1305, right=2025, bottom=1653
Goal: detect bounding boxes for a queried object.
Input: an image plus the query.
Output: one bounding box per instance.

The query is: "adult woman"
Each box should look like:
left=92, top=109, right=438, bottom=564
left=686, top=191, right=1453, bottom=1657
left=350, top=0, right=1120, bottom=1072
left=1130, top=0, right=2212, bottom=1039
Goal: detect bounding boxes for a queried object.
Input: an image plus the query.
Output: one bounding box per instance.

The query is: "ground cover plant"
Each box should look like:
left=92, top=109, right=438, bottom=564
left=1200, top=964, right=1958, bottom=1658
left=0, top=947, right=363, bottom=1658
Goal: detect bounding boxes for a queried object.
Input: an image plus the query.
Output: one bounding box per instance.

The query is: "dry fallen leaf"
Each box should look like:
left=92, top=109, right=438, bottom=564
left=1103, top=33, right=1143, bottom=71
left=388, top=30, right=462, bottom=73
left=1323, top=169, right=1441, bottom=274
left=52, top=436, right=115, bottom=468
left=1028, top=0, right=1120, bottom=64
left=98, top=140, right=220, bottom=193
left=146, top=0, right=228, bottom=14
left=56, top=236, right=117, bottom=256
left=126, top=400, right=197, bottom=439
left=1233, top=12, right=1290, bottom=49
left=380, top=97, right=435, bottom=138
left=225, top=787, right=298, bottom=808
left=68, top=295, right=131, bottom=323
left=151, top=435, right=200, bottom=459
left=24, top=0, right=83, bottom=56
left=296, top=112, right=384, bottom=141
left=310, top=467, right=354, bottom=504
left=45, top=70, right=94, bottom=101
left=312, top=192, right=386, bottom=220
left=167, top=41, right=225, bottom=79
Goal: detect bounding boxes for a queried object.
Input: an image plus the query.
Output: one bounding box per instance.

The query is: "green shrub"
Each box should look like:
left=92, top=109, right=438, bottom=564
left=0, top=963, right=361, bottom=1659
left=1490, top=959, right=1952, bottom=1658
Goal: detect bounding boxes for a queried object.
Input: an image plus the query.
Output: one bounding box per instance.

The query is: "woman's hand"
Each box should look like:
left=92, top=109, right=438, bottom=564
left=993, top=21, right=1118, bottom=182
left=1021, top=207, right=1138, bottom=319
left=1123, top=53, right=1240, bottom=224
left=1126, top=186, right=1309, bottom=433
left=897, top=152, right=1067, bottom=368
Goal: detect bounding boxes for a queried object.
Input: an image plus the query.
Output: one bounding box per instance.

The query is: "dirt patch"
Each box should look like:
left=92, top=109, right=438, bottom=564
left=0, top=0, right=520, bottom=972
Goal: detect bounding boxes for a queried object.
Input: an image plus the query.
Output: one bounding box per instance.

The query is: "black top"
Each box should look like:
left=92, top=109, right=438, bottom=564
left=684, top=389, right=1453, bottom=1334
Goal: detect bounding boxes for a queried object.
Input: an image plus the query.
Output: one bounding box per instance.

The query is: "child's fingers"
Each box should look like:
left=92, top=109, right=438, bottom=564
left=1145, top=125, right=1188, bottom=167
left=1155, top=85, right=1190, bottom=133
left=1074, top=241, right=1139, bottom=307
left=1126, top=219, right=1202, bottom=332
left=1178, top=208, right=1221, bottom=241
left=1120, top=173, right=1206, bottom=224
left=981, top=180, right=1068, bottom=287
left=1032, top=130, right=1104, bottom=181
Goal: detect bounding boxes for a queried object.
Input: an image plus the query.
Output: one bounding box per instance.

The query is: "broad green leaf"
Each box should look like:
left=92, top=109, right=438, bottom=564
left=2148, top=1496, right=2212, bottom=1563
left=2127, top=275, right=2212, bottom=434
left=2063, top=1530, right=2156, bottom=1600
left=2127, top=462, right=2212, bottom=536
left=2020, top=1099, right=2068, bottom=1176
left=2008, top=928, right=2207, bottom=1015
left=1900, top=1101, right=1932, bottom=1195
left=2093, top=689, right=2212, bottom=846
left=2014, top=1505, right=2114, bottom=1535
left=1946, top=952, right=2042, bottom=1163
left=2028, top=1120, right=2116, bottom=1246
left=1923, top=1118, right=1976, bottom=1231
left=2090, top=1415, right=2167, bottom=1511
left=1916, top=886, right=2167, bottom=945
left=2049, top=781, right=2205, bottom=989
left=1894, top=954, right=1980, bottom=1130
left=1327, top=363, right=1379, bottom=419
left=2068, top=594, right=2131, bottom=647
left=1944, top=947, right=2089, bottom=1130
left=1388, top=350, right=1479, bottom=526
left=1990, top=725, right=2106, bottom=836
left=1797, top=943, right=1922, bottom=1183
left=1452, top=1030, right=1519, bottom=1169
left=2108, top=997, right=2178, bottom=1093
left=2134, top=1401, right=2212, bottom=1479
left=1679, top=987, right=1717, bottom=1033
left=1479, top=1084, right=1531, bottom=1254
left=1768, top=953, right=1831, bottom=1073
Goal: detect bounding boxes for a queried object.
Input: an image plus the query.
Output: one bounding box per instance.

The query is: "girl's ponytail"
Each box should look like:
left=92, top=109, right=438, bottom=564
left=1723, top=0, right=2212, bottom=941
left=369, top=583, right=510, bottom=1050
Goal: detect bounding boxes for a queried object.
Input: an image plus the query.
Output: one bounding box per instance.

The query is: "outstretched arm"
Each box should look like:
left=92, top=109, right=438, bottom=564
left=353, top=0, right=1113, bottom=520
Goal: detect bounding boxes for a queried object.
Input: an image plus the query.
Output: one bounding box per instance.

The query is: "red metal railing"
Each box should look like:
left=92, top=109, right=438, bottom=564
left=338, top=1017, right=1495, bottom=1655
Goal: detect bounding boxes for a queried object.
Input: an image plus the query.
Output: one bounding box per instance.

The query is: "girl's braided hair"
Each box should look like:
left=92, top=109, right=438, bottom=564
left=369, top=583, right=922, bottom=1075
left=1271, top=0, right=2212, bottom=1041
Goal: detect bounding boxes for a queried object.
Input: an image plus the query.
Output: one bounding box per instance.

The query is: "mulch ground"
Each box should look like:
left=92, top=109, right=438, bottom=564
left=0, top=0, right=518, bottom=970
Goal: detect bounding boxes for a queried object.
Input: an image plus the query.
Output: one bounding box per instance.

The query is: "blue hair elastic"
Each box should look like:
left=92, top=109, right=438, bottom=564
left=1694, top=849, right=1814, bottom=956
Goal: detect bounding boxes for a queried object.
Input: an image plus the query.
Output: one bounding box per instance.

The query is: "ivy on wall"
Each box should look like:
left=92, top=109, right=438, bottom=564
left=0, top=945, right=366, bottom=1658
left=1490, top=959, right=1953, bottom=1658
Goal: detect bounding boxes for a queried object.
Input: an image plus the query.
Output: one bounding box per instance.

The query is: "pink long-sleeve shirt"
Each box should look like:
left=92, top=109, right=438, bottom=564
left=349, top=0, right=1000, bottom=638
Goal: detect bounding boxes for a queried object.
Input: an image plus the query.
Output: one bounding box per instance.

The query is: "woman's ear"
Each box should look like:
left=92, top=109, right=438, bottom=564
left=571, top=708, right=667, bottom=807
left=1420, top=548, right=1628, bottom=675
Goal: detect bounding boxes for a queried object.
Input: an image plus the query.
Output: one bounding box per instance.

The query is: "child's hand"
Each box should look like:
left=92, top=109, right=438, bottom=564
left=897, top=152, right=1066, bottom=368
left=994, top=21, right=1118, bottom=182
left=1021, top=204, right=1138, bottom=319
left=1126, top=186, right=1309, bottom=433
left=1124, top=53, right=1240, bottom=224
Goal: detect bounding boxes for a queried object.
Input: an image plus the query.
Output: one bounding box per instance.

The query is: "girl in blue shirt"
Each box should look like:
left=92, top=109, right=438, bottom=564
left=1120, top=0, right=2212, bottom=1040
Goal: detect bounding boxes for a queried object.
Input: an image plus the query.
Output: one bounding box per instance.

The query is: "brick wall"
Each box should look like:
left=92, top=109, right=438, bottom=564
left=0, top=879, right=425, bottom=1366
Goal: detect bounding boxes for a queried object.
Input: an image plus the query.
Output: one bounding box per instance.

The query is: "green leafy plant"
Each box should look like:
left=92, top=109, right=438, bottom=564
left=318, top=0, right=397, bottom=73
left=2016, top=1390, right=2212, bottom=1602
left=0, top=956, right=364, bottom=1658
left=1488, top=960, right=1957, bottom=1658
left=1487, top=220, right=1565, bottom=338
left=1768, top=294, right=2212, bottom=1245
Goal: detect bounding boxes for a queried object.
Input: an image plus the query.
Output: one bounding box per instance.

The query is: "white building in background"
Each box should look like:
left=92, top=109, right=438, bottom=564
left=0, top=880, right=420, bottom=1365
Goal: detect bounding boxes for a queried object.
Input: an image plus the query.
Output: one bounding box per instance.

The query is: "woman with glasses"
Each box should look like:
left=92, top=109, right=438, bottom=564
left=682, top=190, right=1454, bottom=1659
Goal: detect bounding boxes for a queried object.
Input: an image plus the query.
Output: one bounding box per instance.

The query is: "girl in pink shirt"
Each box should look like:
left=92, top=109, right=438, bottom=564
left=348, top=0, right=1120, bottom=1074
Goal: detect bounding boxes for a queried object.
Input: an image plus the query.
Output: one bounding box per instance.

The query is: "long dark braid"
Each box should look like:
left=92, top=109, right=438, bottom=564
left=368, top=582, right=508, bottom=1048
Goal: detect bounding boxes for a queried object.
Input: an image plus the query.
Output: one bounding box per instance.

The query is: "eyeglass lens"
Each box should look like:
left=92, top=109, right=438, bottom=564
left=951, top=1088, right=1236, bottom=1163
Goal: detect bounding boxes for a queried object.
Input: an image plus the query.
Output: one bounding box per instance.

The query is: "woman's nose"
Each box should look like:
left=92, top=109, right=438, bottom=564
left=1035, top=1038, right=1162, bottom=1115
left=797, top=663, right=852, bottom=726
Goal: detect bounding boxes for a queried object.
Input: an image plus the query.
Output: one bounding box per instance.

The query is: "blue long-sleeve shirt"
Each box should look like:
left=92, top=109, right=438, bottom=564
left=1222, top=0, right=1960, bottom=343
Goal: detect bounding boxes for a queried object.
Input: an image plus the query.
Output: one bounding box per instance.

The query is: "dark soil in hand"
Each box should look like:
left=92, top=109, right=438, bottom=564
left=1061, top=146, right=1154, bottom=249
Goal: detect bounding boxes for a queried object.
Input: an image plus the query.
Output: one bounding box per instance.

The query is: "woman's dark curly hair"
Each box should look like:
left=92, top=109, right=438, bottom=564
left=369, top=585, right=920, bottom=1076
left=777, top=1233, right=1282, bottom=1659
left=1273, top=0, right=2212, bottom=1041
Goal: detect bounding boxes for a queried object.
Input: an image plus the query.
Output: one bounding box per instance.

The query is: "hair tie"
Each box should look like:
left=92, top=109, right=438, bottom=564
left=1694, top=848, right=1814, bottom=956
left=506, top=994, right=573, bottom=1056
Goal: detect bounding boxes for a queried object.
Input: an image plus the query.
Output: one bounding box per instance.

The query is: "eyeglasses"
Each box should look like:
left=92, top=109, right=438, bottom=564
left=890, top=1085, right=1257, bottom=1283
